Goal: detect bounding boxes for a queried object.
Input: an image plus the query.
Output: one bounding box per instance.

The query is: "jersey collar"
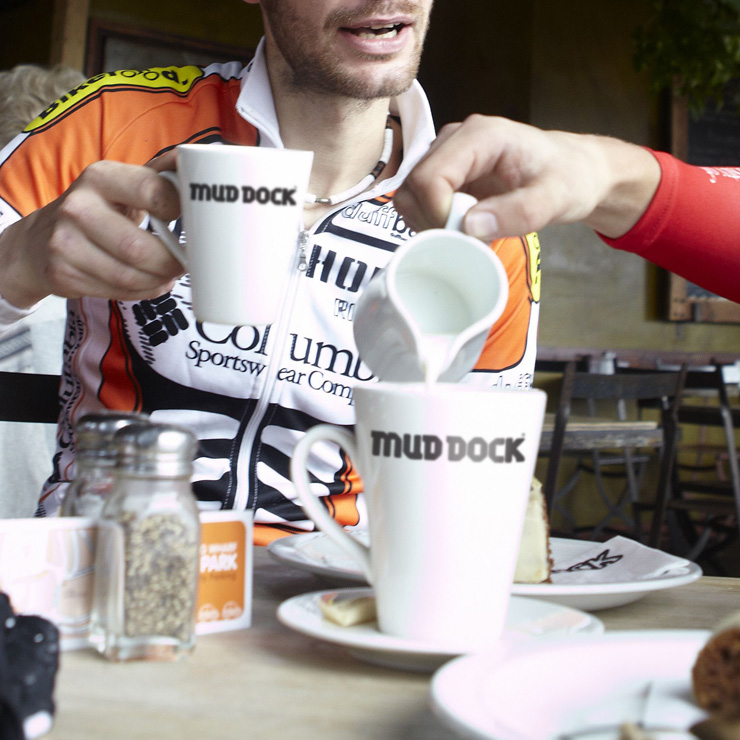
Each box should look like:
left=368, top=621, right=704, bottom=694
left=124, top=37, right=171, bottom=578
left=235, top=37, right=436, bottom=201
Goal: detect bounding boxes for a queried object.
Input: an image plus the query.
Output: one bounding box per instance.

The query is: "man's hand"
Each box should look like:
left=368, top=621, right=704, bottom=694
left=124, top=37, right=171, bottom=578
left=394, top=115, right=661, bottom=241
left=0, top=156, right=184, bottom=309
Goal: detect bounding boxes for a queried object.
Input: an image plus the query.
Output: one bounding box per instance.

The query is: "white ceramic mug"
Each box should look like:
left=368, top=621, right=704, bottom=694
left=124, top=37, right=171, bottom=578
left=353, top=193, right=509, bottom=383
left=290, top=383, right=547, bottom=651
left=151, top=144, right=314, bottom=326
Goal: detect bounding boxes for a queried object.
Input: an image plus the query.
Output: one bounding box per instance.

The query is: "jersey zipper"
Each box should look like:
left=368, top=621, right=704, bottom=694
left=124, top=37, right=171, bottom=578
left=297, top=229, right=309, bottom=272
left=232, top=227, right=311, bottom=511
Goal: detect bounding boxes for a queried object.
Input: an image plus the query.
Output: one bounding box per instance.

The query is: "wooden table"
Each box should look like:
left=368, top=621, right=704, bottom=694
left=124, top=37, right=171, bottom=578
left=47, top=548, right=740, bottom=740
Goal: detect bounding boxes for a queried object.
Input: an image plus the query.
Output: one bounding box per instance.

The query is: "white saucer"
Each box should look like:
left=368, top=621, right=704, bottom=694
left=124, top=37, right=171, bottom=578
left=268, top=530, right=371, bottom=585
left=431, top=630, right=710, bottom=739
left=267, top=533, right=702, bottom=611
left=277, top=587, right=604, bottom=672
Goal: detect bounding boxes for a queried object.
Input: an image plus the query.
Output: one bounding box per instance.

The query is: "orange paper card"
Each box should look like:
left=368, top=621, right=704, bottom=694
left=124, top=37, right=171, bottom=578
left=196, top=510, right=253, bottom=634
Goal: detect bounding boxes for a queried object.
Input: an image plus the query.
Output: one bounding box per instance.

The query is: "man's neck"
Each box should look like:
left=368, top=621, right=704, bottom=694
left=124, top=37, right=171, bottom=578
left=283, top=95, right=389, bottom=180
left=267, top=74, right=403, bottom=228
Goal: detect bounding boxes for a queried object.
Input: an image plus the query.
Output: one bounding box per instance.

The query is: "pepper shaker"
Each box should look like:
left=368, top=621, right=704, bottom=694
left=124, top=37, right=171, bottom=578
left=60, top=411, right=149, bottom=518
left=89, top=422, right=200, bottom=662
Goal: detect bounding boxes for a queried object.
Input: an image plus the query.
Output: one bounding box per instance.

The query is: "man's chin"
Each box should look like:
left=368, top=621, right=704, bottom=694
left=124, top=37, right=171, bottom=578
left=344, top=79, right=415, bottom=100
left=319, top=64, right=418, bottom=100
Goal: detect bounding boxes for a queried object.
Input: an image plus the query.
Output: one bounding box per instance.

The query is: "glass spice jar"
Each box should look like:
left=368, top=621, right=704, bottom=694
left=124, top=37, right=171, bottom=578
left=60, top=411, right=149, bottom=518
left=89, top=422, right=200, bottom=662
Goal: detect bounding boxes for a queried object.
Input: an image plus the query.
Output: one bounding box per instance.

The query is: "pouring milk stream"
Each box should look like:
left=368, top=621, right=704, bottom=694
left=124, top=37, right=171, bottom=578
left=353, top=192, right=509, bottom=384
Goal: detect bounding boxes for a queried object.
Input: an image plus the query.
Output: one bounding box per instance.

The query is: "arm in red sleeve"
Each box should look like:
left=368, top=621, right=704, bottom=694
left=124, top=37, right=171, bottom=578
left=600, top=150, right=740, bottom=303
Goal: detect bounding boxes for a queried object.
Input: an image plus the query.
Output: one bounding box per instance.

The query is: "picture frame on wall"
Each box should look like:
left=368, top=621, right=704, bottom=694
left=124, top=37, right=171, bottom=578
left=86, top=19, right=253, bottom=76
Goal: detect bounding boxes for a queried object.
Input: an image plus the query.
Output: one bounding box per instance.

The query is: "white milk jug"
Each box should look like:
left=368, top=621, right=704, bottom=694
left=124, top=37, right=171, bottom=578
left=353, top=193, right=509, bottom=383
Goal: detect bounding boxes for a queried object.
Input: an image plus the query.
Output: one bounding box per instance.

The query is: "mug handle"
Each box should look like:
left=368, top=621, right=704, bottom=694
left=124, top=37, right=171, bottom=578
left=444, top=191, right=478, bottom=233
left=290, top=424, right=373, bottom=583
left=149, top=170, right=188, bottom=268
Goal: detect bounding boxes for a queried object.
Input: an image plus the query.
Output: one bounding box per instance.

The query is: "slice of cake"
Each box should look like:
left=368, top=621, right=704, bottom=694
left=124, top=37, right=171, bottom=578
left=513, top=478, right=552, bottom=584
left=319, top=591, right=376, bottom=627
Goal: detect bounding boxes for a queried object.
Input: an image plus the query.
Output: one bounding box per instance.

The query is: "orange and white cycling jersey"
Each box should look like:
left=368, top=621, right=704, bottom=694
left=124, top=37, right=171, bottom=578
left=0, top=42, right=540, bottom=544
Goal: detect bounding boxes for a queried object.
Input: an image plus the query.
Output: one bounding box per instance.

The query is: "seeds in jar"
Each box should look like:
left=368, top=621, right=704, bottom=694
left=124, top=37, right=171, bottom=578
left=119, top=511, right=199, bottom=641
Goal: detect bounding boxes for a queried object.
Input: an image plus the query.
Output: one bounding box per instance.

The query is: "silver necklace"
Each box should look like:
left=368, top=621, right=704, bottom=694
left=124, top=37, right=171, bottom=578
left=305, top=116, right=394, bottom=206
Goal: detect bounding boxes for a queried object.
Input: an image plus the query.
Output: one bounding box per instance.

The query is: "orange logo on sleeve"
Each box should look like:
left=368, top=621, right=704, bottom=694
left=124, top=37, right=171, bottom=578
left=25, top=66, right=205, bottom=133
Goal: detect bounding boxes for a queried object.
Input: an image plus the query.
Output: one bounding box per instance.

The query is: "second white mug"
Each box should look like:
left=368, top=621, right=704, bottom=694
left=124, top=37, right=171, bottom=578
left=151, top=144, right=314, bottom=327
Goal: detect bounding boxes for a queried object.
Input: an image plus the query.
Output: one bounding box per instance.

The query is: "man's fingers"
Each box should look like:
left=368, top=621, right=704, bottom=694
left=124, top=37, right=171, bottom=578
left=146, top=148, right=178, bottom=174
left=61, top=160, right=184, bottom=279
left=45, top=242, right=177, bottom=300
left=397, top=144, right=480, bottom=230
left=463, top=183, right=563, bottom=240
left=80, top=160, right=181, bottom=223
left=44, top=209, right=181, bottom=296
left=393, top=183, right=449, bottom=232
left=396, top=116, right=515, bottom=231
left=0, top=159, right=186, bottom=308
left=54, top=184, right=182, bottom=280
left=423, top=121, right=461, bottom=153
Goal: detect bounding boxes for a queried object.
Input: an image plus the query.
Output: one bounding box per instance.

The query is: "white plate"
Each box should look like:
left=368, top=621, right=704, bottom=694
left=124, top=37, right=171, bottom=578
left=431, top=630, right=710, bottom=740
left=267, top=533, right=702, bottom=611
left=514, top=539, right=702, bottom=611
left=277, top=588, right=603, bottom=672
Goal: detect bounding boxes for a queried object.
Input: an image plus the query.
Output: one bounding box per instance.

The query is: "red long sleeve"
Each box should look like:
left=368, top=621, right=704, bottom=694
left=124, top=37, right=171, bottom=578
left=601, top=149, right=740, bottom=304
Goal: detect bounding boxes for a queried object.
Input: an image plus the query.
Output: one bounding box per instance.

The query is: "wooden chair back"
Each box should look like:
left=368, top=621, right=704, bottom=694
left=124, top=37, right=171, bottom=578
left=657, top=362, right=740, bottom=564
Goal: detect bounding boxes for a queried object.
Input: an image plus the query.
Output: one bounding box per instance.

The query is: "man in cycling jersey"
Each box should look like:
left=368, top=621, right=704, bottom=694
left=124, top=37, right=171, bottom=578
left=0, top=0, right=540, bottom=542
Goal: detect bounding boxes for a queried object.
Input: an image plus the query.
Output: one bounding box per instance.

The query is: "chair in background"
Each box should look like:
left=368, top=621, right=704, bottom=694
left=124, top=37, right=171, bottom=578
left=648, top=362, right=740, bottom=569
left=0, top=371, right=61, bottom=423
left=542, top=361, right=684, bottom=541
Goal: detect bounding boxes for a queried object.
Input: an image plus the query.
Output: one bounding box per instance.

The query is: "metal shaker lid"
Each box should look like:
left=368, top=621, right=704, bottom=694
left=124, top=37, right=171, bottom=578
left=112, top=422, right=197, bottom=477
left=75, top=411, right=150, bottom=456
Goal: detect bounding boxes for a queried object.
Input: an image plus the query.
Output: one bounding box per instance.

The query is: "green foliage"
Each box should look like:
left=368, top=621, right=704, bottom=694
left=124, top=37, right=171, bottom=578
left=634, top=0, right=740, bottom=114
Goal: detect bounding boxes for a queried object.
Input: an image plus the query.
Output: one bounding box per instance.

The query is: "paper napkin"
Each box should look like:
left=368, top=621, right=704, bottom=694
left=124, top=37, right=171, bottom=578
left=551, top=536, right=692, bottom=584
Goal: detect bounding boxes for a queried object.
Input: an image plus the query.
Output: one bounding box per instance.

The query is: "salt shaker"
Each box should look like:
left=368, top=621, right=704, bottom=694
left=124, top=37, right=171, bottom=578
left=89, top=422, right=200, bottom=662
left=60, top=411, right=148, bottom=518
